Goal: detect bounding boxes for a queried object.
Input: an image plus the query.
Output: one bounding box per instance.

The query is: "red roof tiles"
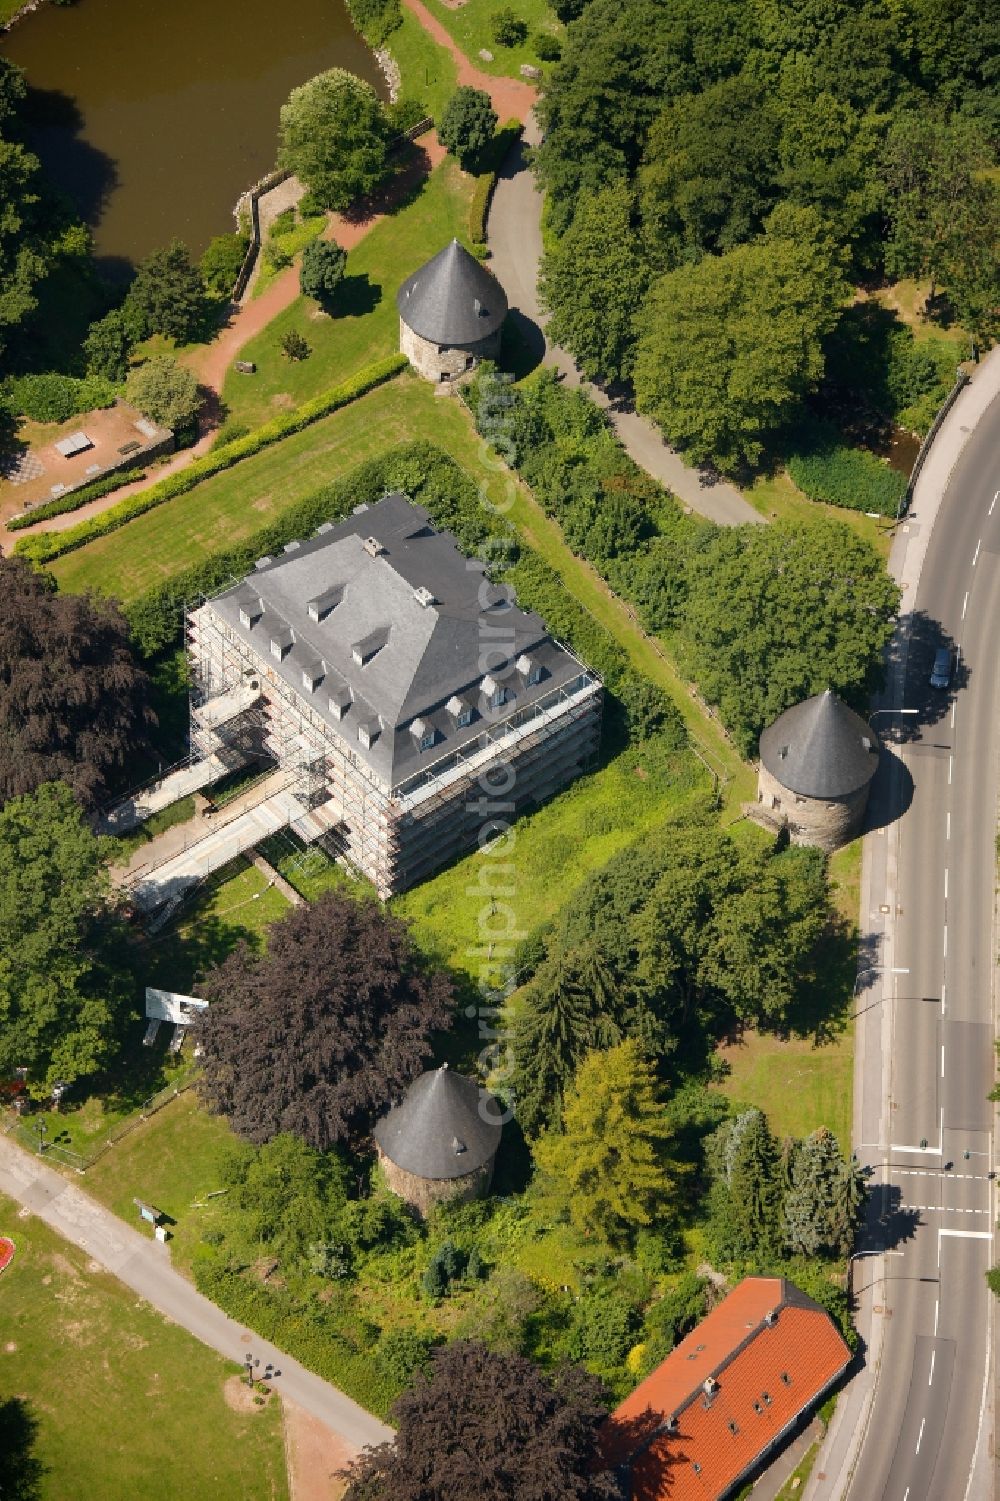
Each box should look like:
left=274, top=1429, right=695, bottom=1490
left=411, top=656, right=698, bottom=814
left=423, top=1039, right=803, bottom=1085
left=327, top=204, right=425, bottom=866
left=602, top=1277, right=851, bottom=1501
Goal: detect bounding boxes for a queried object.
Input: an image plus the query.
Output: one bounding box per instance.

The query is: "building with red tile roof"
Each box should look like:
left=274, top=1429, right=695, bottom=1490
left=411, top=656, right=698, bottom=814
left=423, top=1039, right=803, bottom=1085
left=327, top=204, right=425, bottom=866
left=601, top=1277, right=852, bottom=1500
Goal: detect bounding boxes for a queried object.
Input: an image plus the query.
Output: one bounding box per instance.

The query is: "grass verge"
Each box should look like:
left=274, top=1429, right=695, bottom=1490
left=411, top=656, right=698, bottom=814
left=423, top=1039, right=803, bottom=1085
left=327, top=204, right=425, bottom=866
left=0, top=1191, right=288, bottom=1501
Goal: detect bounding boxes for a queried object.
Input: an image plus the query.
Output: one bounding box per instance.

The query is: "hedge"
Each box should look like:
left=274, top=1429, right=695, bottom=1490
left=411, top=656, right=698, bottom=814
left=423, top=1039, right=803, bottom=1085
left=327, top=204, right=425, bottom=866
left=787, top=440, right=907, bottom=518
left=469, top=121, right=523, bottom=246
left=14, top=354, right=408, bottom=566
left=6, top=467, right=147, bottom=531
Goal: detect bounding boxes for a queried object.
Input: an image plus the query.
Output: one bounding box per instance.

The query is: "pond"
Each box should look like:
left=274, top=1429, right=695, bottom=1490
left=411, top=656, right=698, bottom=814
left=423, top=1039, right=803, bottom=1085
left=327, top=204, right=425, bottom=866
left=1, top=0, right=384, bottom=273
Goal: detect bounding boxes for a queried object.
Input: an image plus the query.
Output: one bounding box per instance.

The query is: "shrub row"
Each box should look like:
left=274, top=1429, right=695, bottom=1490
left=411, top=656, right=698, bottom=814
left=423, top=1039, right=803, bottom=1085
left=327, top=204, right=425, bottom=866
left=15, top=354, right=407, bottom=566
left=6, top=466, right=147, bottom=531
left=469, top=122, right=524, bottom=247
left=787, top=440, right=907, bottom=517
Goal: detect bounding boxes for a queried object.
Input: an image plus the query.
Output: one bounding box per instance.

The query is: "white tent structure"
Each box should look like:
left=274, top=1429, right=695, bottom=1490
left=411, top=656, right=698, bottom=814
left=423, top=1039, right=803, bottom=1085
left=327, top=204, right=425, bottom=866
left=144, top=988, right=208, bottom=1051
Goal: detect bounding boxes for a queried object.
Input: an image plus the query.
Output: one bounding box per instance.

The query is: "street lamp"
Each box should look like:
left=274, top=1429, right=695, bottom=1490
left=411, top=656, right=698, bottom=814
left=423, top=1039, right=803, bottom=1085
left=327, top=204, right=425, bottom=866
left=34, top=1119, right=47, bottom=1155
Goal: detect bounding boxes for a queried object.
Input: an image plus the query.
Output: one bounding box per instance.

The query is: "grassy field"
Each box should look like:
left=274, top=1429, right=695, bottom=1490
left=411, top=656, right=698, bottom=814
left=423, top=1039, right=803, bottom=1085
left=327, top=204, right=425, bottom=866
left=748, top=469, right=894, bottom=562
left=0, top=1192, right=288, bottom=1501
left=218, top=157, right=474, bottom=430
left=391, top=6, right=459, bottom=119
left=417, top=0, right=561, bottom=77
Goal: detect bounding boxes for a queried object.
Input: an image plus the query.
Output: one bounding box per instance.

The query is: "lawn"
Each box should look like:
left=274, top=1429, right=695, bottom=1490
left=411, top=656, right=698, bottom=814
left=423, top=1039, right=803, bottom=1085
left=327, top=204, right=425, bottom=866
left=391, top=6, right=459, bottom=119
left=218, top=156, right=475, bottom=430
left=712, top=838, right=861, bottom=1151
left=253, top=208, right=328, bottom=300
left=748, top=469, right=894, bottom=562
left=418, top=0, right=561, bottom=78
left=0, top=1192, right=288, bottom=1501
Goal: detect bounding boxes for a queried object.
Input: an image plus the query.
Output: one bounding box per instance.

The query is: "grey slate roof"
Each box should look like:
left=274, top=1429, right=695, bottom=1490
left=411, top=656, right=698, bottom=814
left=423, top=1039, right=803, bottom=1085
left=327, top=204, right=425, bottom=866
left=374, top=1065, right=503, bottom=1180
left=759, top=689, right=879, bottom=799
left=396, top=238, right=508, bottom=344
left=207, top=493, right=591, bottom=790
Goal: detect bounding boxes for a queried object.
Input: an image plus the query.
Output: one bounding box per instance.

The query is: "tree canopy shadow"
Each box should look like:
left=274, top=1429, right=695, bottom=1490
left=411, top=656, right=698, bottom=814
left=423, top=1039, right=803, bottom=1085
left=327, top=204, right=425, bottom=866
left=331, top=273, right=381, bottom=320
left=881, top=609, right=967, bottom=742
left=339, top=141, right=435, bottom=231
left=22, top=85, right=118, bottom=235
left=0, top=1398, right=46, bottom=1501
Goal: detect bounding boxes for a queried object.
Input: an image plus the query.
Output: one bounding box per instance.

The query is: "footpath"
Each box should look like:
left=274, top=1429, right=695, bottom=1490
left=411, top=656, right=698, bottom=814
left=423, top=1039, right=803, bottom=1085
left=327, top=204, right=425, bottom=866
left=0, top=1131, right=392, bottom=1453
left=803, top=344, right=1000, bottom=1501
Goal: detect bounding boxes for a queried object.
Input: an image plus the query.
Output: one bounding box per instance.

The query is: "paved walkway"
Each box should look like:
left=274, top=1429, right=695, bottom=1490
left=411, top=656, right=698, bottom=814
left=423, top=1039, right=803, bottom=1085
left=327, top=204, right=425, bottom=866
left=486, top=117, right=762, bottom=526
left=0, top=1132, right=392, bottom=1452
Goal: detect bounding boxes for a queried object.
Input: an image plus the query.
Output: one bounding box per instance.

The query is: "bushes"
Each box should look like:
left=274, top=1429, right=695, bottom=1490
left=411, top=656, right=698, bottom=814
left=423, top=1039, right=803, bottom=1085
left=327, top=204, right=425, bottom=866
left=344, top=0, right=402, bottom=46
left=787, top=437, right=907, bottom=517
left=6, top=372, right=118, bottom=424
left=200, top=231, right=250, bottom=298
left=468, top=122, right=523, bottom=248
left=14, top=354, right=406, bottom=568
left=6, top=466, right=146, bottom=531
left=491, top=6, right=528, bottom=45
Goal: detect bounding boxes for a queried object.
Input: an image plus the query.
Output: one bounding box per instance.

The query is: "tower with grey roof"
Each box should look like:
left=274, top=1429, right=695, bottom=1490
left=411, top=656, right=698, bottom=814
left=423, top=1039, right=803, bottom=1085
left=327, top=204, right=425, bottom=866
left=756, top=689, right=880, bottom=849
left=187, top=494, right=602, bottom=895
left=374, top=1064, right=503, bottom=1215
left=397, top=239, right=507, bottom=383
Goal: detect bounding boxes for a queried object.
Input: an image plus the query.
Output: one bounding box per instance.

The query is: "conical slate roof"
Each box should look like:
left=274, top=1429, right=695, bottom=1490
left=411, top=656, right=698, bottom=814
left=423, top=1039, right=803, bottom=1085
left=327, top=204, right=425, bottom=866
left=396, top=239, right=508, bottom=344
left=374, top=1065, right=503, bottom=1181
left=759, top=689, right=879, bottom=799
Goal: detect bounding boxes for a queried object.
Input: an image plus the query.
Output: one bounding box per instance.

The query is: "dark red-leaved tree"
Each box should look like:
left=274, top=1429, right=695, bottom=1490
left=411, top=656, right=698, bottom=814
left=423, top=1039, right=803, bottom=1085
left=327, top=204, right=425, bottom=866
left=196, top=892, right=453, bottom=1148
left=341, top=1341, right=622, bottom=1501
left=0, top=555, right=154, bottom=811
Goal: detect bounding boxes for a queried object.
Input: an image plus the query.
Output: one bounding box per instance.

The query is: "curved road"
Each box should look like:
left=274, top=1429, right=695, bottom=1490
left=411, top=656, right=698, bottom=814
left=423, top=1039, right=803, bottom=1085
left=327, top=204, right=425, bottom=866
left=811, top=356, right=1000, bottom=1501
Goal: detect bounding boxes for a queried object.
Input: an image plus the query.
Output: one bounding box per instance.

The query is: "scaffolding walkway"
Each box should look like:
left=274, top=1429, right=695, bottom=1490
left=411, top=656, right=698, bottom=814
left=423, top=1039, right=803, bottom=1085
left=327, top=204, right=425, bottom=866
left=101, top=754, right=233, bottom=835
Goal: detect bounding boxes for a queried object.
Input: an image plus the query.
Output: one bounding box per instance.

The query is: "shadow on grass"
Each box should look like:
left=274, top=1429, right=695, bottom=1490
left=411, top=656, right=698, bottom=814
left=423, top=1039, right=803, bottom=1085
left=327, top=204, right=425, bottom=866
left=339, top=141, right=437, bottom=232
left=0, top=1398, right=45, bottom=1501
left=331, top=273, right=382, bottom=320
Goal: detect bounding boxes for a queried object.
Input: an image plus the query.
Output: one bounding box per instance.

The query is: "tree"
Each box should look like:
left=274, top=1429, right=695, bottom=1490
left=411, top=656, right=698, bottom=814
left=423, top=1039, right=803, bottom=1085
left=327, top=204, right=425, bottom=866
left=0, top=783, right=132, bottom=1093
left=278, top=69, right=391, bottom=211
left=438, top=87, right=498, bottom=168
left=0, top=557, right=154, bottom=810
left=219, top=1134, right=351, bottom=1264
left=533, top=1040, right=674, bottom=1246
left=341, top=1341, right=620, bottom=1501
left=633, top=218, right=847, bottom=472
left=0, top=135, right=46, bottom=359
left=123, top=239, right=208, bottom=342
left=196, top=892, right=453, bottom=1147
left=881, top=113, right=994, bottom=302
left=200, top=231, right=248, bottom=298
left=783, top=1129, right=865, bottom=1257
left=125, top=356, right=200, bottom=432
left=299, top=237, right=347, bottom=305
left=490, top=7, right=528, bottom=45
left=707, top=1108, right=783, bottom=1261
left=540, top=182, right=649, bottom=383
left=83, top=308, right=135, bottom=383
left=281, top=329, right=311, bottom=361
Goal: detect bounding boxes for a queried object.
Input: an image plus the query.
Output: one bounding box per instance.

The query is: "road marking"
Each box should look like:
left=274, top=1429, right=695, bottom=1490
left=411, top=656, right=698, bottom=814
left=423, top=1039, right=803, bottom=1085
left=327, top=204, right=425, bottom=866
left=905, top=1205, right=991, bottom=1214
left=894, top=1168, right=989, bottom=1181
left=929, top=1349, right=936, bottom=1385
left=948, top=753, right=953, bottom=785
left=947, top=811, right=951, bottom=839
left=916, top=1417, right=926, bottom=1454
left=944, top=868, right=949, bottom=899
left=943, top=924, right=948, bottom=958
left=942, top=983, right=947, bottom=1014
left=941, top=1043, right=945, bottom=1076
left=934, top=1298, right=939, bottom=1335
left=939, top=1228, right=993, bottom=1241
left=991, top=490, right=998, bottom=516
left=962, top=590, right=969, bottom=619
left=892, top=967, right=911, bottom=974
left=973, top=538, right=982, bottom=565
left=951, top=700, right=957, bottom=729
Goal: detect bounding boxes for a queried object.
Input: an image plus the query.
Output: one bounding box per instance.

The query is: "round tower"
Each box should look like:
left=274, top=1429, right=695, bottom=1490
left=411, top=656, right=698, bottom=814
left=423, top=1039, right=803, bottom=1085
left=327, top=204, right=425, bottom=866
left=396, top=239, right=507, bottom=383
left=374, top=1064, right=503, bottom=1216
left=757, top=689, right=880, bottom=849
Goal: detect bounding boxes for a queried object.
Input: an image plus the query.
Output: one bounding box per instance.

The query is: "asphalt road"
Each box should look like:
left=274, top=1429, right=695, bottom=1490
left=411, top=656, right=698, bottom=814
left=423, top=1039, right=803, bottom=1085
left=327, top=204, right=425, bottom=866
left=845, top=389, right=1000, bottom=1500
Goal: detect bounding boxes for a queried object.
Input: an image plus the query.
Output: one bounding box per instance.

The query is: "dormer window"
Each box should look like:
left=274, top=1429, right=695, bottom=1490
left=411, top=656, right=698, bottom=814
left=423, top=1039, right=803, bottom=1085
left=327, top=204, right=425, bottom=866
left=238, top=597, right=263, bottom=629
left=411, top=717, right=435, bottom=751
left=269, top=627, right=293, bottom=660
left=328, top=684, right=352, bottom=721
left=352, top=627, right=389, bottom=666
left=307, top=585, right=343, bottom=622
left=516, top=653, right=542, bottom=686
left=482, top=674, right=506, bottom=710
left=447, top=694, right=473, bottom=728
left=358, top=719, right=380, bottom=749
left=301, top=658, right=324, bottom=693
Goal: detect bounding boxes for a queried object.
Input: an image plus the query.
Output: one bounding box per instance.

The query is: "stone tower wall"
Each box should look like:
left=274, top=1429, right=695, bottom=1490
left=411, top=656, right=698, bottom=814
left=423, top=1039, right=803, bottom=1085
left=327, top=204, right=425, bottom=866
left=399, top=317, right=502, bottom=383
left=757, top=762, right=870, bottom=851
left=377, top=1144, right=495, bottom=1218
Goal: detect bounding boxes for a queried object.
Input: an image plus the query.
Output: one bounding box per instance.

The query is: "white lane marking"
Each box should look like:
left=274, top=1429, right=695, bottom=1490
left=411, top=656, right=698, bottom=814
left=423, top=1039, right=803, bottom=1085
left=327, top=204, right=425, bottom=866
left=949, top=754, right=953, bottom=785
left=991, top=490, right=998, bottom=516
left=973, top=538, right=982, bottom=565
left=947, top=811, right=951, bottom=840
left=942, top=982, right=947, bottom=1015
left=892, top=966, right=910, bottom=973
left=962, top=590, right=969, bottom=619
left=895, top=1168, right=989, bottom=1181
left=951, top=700, right=957, bottom=728
left=916, top=1417, right=926, bottom=1454
left=934, top=1299, right=939, bottom=1335
left=929, top=1349, right=936, bottom=1385
left=904, top=1490, right=910, bottom=1501
left=943, top=924, right=948, bottom=958
left=944, top=868, right=949, bottom=899
left=941, top=1043, right=945, bottom=1077
left=904, top=1205, right=991, bottom=1214
left=940, top=1228, right=993, bottom=1240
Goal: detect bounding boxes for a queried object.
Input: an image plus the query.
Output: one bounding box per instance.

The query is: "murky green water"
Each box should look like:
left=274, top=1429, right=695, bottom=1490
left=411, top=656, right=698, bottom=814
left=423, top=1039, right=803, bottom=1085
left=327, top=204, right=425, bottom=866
left=2, top=0, right=382, bottom=271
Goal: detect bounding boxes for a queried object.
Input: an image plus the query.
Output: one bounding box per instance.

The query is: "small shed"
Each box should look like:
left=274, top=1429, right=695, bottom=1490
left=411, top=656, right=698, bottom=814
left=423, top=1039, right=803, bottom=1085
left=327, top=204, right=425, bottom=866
left=396, top=239, right=508, bottom=383
left=756, top=689, right=880, bottom=849
left=374, top=1064, right=503, bottom=1216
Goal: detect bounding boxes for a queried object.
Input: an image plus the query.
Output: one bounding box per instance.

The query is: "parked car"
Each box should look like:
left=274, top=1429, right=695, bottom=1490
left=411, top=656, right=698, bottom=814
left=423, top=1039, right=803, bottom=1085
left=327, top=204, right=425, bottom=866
left=930, top=647, right=954, bottom=688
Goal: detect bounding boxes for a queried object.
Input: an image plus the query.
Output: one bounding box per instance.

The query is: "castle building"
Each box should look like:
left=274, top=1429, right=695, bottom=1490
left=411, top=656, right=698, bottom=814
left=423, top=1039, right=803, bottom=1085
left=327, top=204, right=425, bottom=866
left=397, top=239, right=507, bottom=382
left=756, top=689, right=880, bottom=850
left=374, top=1064, right=503, bottom=1216
left=187, top=494, right=602, bottom=896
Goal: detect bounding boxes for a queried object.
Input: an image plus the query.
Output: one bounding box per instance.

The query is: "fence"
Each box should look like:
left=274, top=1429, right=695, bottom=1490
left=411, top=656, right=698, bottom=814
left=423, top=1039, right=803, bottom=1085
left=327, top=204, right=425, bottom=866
left=3, top=1076, right=195, bottom=1174
left=900, top=368, right=971, bottom=517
